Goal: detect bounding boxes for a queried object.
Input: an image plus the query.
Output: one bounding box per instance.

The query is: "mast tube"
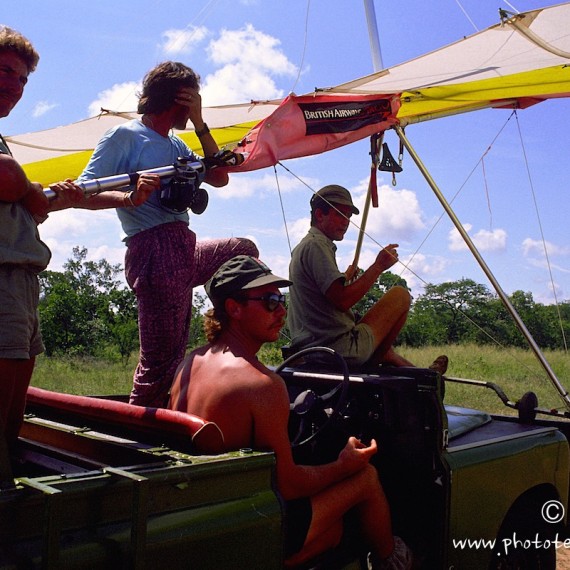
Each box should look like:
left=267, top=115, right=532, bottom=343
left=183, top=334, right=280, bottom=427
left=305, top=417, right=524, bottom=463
left=394, top=124, right=570, bottom=411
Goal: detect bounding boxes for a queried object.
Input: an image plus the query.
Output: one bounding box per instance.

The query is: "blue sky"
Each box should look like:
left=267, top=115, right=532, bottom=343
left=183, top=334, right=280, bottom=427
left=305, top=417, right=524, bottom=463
left=3, top=0, right=569, bottom=306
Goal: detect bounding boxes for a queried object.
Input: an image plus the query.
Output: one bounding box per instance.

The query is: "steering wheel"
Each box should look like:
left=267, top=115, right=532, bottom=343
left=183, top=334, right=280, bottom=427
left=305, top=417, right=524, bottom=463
left=275, top=347, right=350, bottom=447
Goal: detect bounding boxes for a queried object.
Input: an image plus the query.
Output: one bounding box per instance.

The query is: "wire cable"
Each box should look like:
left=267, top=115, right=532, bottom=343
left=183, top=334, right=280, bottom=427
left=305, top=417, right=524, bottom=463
left=513, top=111, right=568, bottom=352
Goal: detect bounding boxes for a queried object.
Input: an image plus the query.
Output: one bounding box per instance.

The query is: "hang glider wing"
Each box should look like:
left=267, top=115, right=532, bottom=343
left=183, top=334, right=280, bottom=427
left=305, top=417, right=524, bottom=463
left=8, top=3, right=570, bottom=183
left=232, top=3, right=570, bottom=171
left=330, top=4, right=570, bottom=123
left=7, top=101, right=280, bottom=186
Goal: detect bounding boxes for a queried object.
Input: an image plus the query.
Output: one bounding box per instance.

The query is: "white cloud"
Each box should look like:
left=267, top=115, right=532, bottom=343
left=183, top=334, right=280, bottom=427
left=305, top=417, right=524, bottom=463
left=201, top=25, right=297, bottom=105
left=522, top=237, right=570, bottom=258
left=535, top=281, right=565, bottom=305
left=33, top=101, right=58, bottom=118
left=161, top=26, right=209, bottom=55
left=86, top=25, right=296, bottom=113
left=207, top=24, right=296, bottom=73
left=448, top=224, right=507, bottom=252
left=350, top=181, right=425, bottom=243
left=87, top=81, right=140, bottom=116
left=390, top=252, right=450, bottom=296
left=41, top=209, right=125, bottom=273
left=288, top=216, right=311, bottom=244
left=201, top=65, right=284, bottom=105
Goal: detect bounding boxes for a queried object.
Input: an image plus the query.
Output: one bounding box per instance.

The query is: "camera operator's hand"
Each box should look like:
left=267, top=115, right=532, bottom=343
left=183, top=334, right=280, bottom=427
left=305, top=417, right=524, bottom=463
left=175, top=87, right=203, bottom=127
left=204, top=150, right=245, bottom=168
left=132, top=173, right=161, bottom=206
left=174, top=86, right=228, bottom=188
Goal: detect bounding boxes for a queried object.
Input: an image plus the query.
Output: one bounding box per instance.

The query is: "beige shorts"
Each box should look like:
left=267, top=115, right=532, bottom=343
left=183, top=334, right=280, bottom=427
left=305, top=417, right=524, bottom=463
left=0, top=266, right=44, bottom=359
left=329, top=322, right=375, bottom=367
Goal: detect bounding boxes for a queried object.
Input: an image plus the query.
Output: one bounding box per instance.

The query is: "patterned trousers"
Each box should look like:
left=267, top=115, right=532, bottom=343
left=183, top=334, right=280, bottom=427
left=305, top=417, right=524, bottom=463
left=125, top=221, right=258, bottom=407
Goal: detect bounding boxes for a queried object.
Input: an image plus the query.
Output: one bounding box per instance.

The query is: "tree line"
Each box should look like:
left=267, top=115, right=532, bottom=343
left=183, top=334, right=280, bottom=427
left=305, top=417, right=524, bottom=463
left=38, top=248, right=569, bottom=361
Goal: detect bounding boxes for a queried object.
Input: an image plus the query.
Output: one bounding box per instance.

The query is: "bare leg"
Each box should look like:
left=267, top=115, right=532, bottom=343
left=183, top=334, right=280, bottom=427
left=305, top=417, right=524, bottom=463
left=286, top=465, right=395, bottom=566
left=0, top=357, right=35, bottom=448
left=360, top=286, right=413, bottom=367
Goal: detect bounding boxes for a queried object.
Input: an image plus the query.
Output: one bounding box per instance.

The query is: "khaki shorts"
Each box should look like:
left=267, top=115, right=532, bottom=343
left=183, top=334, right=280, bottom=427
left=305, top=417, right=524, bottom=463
left=329, top=322, right=375, bottom=367
left=0, top=266, right=44, bottom=359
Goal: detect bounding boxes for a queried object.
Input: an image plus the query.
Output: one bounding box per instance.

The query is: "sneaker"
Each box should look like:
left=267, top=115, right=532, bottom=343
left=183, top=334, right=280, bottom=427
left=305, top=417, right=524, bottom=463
left=369, top=536, right=413, bottom=570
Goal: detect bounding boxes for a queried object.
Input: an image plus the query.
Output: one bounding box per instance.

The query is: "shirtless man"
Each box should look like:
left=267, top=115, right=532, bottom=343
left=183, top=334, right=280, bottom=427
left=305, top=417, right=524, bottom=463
left=168, top=255, right=413, bottom=569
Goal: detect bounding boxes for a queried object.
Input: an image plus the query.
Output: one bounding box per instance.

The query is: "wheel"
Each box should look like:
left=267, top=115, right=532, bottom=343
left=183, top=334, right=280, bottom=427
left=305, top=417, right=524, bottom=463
left=489, top=501, right=556, bottom=570
left=275, top=347, right=350, bottom=448
left=491, top=543, right=555, bottom=569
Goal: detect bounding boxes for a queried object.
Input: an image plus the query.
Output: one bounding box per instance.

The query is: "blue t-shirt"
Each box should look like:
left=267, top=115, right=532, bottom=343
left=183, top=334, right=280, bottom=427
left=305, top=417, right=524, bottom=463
left=78, top=120, right=202, bottom=241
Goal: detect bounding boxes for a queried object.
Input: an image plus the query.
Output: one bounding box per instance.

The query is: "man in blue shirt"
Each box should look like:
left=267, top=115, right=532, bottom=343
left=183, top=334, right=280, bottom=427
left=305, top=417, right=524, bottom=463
left=77, top=61, right=258, bottom=407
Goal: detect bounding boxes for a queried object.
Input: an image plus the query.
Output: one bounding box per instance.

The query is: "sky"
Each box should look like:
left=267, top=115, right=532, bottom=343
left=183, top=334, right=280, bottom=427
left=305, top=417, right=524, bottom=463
left=3, top=0, right=569, bottom=308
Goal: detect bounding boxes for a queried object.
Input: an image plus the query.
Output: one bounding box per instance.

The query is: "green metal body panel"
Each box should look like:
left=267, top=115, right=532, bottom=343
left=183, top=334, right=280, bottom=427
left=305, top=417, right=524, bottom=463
left=3, top=368, right=570, bottom=569
left=444, top=424, right=569, bottom=569
left=1, top=450, right=282, bottom=569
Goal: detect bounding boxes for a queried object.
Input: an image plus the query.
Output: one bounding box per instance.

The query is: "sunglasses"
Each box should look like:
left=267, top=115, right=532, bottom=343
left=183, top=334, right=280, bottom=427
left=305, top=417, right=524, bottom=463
left=244, top=293, right=286, bottom=312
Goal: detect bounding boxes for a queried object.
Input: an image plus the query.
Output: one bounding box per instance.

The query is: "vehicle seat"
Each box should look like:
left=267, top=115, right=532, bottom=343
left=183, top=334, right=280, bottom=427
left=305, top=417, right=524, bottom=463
left=24, top=387, right=225, bottom=455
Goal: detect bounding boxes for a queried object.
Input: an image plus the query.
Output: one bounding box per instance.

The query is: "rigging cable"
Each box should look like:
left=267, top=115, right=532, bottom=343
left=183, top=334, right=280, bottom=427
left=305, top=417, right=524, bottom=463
left=454, top=0, right=479, bottom=32
left=274, top=164, right=293, bottom=255
left=289, top=0, right=311, bottom=95
left=405, top=112, right=515, bottom=279
left=274, top=114, right=554, bottom=378
left=513, top=110, right=568, bottom=352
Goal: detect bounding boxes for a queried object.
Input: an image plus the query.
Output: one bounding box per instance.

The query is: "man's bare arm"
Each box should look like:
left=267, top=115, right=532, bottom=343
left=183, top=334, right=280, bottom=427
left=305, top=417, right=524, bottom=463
left=74, top=173, right=161, bottom=210
left=325, top=244, right=400, bottom=312
left=252, top=375, right=376, bottom=500
left=0, top=153, right=34, bottom=202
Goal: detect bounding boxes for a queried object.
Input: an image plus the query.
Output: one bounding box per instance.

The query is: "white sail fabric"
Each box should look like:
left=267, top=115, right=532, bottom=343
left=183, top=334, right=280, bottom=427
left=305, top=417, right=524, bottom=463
left=7, top=3, right=570, bottom=183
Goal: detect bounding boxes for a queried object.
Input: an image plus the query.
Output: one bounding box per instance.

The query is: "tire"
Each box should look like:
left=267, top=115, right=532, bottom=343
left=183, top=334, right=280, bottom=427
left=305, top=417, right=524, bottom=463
left=489, top=504, right=556, bottom=570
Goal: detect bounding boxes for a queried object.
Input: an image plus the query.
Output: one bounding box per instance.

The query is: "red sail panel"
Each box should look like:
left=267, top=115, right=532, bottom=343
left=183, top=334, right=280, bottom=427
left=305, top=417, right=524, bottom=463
left=232, top=93, right=400, bottom=172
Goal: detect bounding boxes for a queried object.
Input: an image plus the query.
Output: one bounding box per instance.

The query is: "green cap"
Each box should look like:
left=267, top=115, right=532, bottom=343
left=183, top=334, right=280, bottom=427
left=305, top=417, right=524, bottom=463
left=310, top=184, right=359, bottom=215
left=205, top=255, right=292, bottom=306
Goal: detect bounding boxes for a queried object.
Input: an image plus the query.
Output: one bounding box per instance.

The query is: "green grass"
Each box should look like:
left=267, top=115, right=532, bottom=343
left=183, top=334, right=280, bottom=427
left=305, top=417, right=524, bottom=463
left=31, top=344, right=570, bottom=417
left=399, top=344, right=570, bottom=416
left=31, top=354, right=134, bottom=396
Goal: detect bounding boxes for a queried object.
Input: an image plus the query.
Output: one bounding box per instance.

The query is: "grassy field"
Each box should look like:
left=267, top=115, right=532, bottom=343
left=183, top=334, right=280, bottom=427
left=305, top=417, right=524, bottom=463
left=31, top=344, right=570, bottom=417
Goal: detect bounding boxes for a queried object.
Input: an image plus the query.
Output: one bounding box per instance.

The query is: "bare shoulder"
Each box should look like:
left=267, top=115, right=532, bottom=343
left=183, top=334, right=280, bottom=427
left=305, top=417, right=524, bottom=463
left=249, top=358, right=287, bottom=389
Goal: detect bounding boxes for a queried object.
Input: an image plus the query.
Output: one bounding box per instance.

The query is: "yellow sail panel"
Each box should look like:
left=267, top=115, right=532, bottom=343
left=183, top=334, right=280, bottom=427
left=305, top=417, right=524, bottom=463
left=20, top=122, right=259, bottom=187
left=398, top=65, right=570, bottom=123
left=22, top=150, right=93, bottom=187
left=176, top=121, right=259, bottom=153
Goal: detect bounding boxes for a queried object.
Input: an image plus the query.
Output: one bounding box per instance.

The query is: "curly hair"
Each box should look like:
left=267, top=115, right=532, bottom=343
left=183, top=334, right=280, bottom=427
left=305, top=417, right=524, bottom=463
left=202, top=294, right=250, bottom=342
left=203, top=307, right=227, bottom=343
left=0, top=26, right=39, bottom=73
left=137, top=61, right=200, bottom=115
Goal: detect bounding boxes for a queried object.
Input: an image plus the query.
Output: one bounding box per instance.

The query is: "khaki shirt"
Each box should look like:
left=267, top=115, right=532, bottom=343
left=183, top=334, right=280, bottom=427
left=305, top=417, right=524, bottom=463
left=288, top=227, right=355, bottom=350
left=0, top=137, right=51, bottom=271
